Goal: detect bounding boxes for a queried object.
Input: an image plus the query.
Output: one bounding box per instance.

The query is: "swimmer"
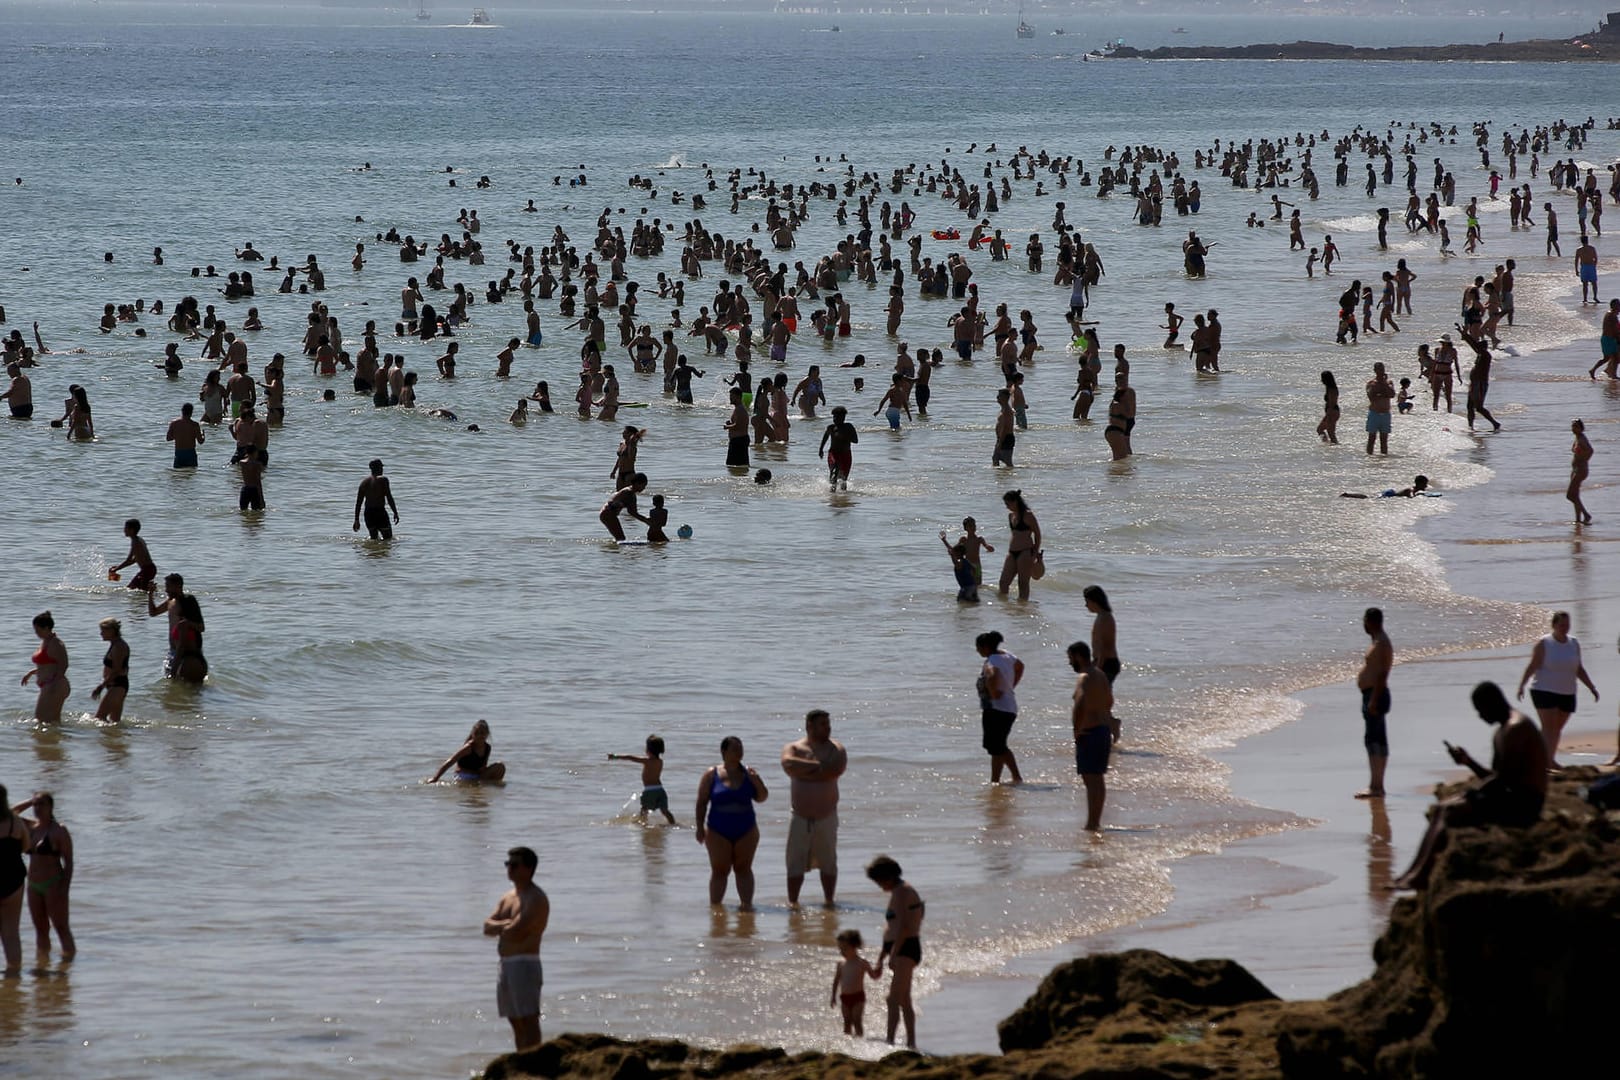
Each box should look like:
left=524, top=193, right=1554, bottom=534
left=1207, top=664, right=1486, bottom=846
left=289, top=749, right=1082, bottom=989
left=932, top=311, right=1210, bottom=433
left=428, top=719, right=507, bottom=783
left=353, top=459, right=400, bottom=540
left=646, top=494, right=670, bottom=543
left=1340, top=475, right=1432, bottom=499
left=607, top=735, right=678, bottom=824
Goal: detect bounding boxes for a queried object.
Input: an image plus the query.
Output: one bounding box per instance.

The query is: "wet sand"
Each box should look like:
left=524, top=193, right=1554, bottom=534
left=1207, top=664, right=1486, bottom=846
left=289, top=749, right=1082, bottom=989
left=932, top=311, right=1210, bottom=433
left=923, top=325, right=1620, bottom=1052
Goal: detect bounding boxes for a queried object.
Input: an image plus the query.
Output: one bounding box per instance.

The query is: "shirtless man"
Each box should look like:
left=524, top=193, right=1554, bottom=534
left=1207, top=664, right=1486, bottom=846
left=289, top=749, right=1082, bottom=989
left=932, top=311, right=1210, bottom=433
left=1391, top=682, right=1547, bottom=890
left=1068, top=641, right=1115, bottom=832
left=164, top=403, right=203, bottom=468
left=1355, top=607, right=1394, bottom=800
left=230, top=406, right=269, bottom=465
left=353, top=459, right=400, bottom=539
left=2, top=363, right=33, bottom=418
left=780, top=709, right=847, bottom=906
left=1365, top=362, right=1394, bottom=455
left=1590, top=299, right=1620, bottom=380
left=483, top=846, right=549, bottom=1052
left=819, top=406, right=858, bottom=489
left=226, top=361, right=255, bottom=420
left=1575, top=234, right=1600, bottom=304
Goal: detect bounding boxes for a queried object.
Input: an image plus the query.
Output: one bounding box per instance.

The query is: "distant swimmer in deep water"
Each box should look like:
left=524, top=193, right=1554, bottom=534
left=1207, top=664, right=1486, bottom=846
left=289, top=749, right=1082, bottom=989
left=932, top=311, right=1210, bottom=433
left=1340, top=475, right=1434, bottom=498
left=428, top=719, right=507, bottom=783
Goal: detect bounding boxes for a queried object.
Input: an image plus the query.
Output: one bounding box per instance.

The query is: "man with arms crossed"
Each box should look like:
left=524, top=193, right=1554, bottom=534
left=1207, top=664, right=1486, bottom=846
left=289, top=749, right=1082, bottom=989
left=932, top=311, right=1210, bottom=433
left=1357, top=607, right=1394, bottom=799
left=780, top=709, right=847, bottom=906
left=1069, top=641, right=1114, bottom=832
left=484, top=846, right=549, bottom=1052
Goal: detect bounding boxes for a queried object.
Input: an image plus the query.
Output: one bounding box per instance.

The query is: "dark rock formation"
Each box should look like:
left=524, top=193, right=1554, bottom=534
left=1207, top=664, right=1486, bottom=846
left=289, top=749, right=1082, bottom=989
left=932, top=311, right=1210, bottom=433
left=483, top=771, right=1620, bottom=1080
left=1107, top=39, right=1612, bottom=63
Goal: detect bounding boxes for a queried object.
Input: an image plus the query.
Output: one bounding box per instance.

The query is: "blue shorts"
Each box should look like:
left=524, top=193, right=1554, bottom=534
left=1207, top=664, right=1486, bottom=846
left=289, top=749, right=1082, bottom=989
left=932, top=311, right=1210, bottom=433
left=885, top=406, right=901, bottom=430
left=956, top=340, right=972, bottom=360
left=173, top=448, right=198, bottom=468
left=1075, top=725, right=1111, bottom=775
left=1580, top=264, right=1598, bottom=284
left=1366, top=410, right=1391, bottom=435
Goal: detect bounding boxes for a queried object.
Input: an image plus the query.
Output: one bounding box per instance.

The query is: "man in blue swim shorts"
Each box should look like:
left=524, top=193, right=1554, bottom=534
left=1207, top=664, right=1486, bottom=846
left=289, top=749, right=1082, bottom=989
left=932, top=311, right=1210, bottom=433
left=1575, top=235, right=1599, bottom=304
left=1068, top=641, right=1115, bottom=832
left=1365, top=361, right=1394, bottom=456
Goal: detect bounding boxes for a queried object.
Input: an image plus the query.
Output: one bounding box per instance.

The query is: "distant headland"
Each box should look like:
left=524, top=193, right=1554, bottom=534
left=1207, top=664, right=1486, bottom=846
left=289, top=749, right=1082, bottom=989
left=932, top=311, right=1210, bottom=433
left=1108, top=12, right=1620, bottom=62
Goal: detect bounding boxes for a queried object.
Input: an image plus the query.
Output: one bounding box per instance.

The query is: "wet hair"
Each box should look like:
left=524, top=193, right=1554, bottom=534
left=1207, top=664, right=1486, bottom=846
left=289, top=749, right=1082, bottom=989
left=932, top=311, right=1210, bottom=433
left=865, top=855, right=903, bottom=885
left=1083, top=585, right=1112, bottom=612
left=1321, top=370, right=1337, bottom=390
left=646, top=735, right=665, bottom=757
left=125, top=518, right=141, bottom=533
left=1364, top=607, right=1384, bottom=629
left=719, top=735, right=742, bottom=755
left=507, top=846, right=538, bottom=871
left=179, top=594, right=205, bottom=632
left=975, top=630, right=1005, bottom=652
left=836, top=929, right=864, bottom=949
left=32, top=611, right=53, bottom=630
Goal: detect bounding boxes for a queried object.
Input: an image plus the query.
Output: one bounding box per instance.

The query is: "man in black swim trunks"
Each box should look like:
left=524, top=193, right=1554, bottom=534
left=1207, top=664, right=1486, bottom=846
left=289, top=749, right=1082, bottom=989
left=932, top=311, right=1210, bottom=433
left=1069, top=641, right=1114, bottom=833
left=353, top=458, right=399, bottom=539
left=1392, top=681, right=1547, bottom=890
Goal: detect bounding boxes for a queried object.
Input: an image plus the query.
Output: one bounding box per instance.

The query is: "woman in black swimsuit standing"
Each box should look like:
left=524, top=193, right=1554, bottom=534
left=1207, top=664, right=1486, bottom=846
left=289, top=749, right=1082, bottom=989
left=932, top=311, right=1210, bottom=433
left=867, top=855, right=924, bottom=1049
left=91, top=616, right=130, bottom=724
left=0, top=785, right=30, bottom=973
left=997, top=490, right=1041, bottom=601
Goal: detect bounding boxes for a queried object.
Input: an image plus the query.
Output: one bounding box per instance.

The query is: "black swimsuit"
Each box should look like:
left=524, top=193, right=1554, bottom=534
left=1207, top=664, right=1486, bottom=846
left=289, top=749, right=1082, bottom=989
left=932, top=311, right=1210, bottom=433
left=0, top=825, right=24, bottom=897
left=105, top=646, right=130, bottom=690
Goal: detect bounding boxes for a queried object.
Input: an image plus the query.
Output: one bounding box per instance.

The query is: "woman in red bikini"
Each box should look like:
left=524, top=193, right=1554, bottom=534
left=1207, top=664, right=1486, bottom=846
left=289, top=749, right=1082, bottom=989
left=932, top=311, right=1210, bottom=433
left=21, top=611, right=70, bottom=723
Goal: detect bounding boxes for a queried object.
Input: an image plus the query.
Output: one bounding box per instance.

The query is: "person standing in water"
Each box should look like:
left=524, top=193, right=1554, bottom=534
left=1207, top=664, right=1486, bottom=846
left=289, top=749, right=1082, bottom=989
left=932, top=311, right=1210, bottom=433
left=974, top=631, right=1024, bottom=785
left=818, top=406, right=858, bottom=489
left=353, top=459, right=400, bottom=539
left=1084, top=586, right=1122, bottom=742
left=694, top=736, right=769, bottom=910
left=1566, top=418, right=1594, bottom=524
left=866, top=855, right=923, bottom=1049
left=1068, top=641, right=1115, bottom=832
left=11, top=791, right=74, bottom=958
left=1355, top=607, right=1393, bottom=800
left=1365, top=362, right=1394, bottom=455
left=0, top=786, right=30, bottom=974
left=90, top=617, right=130, bottom=725
left=22, top=611, right=70, bottom=724
left=724, top=387, right=750, bottom=469
left=483, top=846, right=548, bottom=1052
left=780, top=709, right=847, bottom=907
left=997, top=490, right=1040, bottom=600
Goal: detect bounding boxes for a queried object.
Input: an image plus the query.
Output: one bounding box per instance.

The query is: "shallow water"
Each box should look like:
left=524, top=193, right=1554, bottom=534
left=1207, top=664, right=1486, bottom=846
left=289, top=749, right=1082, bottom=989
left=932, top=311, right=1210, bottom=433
left=0, top=4, right=1612, bottom=1077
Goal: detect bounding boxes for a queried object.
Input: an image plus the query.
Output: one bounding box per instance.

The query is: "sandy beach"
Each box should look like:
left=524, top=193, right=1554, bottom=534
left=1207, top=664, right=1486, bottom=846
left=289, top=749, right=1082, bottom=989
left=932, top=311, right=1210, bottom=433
left=922, top=312, right=1620, bottom=1053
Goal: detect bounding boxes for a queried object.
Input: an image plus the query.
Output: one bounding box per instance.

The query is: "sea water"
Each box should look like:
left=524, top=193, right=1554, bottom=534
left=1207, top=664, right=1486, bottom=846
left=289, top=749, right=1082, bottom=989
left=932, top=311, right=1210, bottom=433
left=0, top=4, right=1609, bottom=1076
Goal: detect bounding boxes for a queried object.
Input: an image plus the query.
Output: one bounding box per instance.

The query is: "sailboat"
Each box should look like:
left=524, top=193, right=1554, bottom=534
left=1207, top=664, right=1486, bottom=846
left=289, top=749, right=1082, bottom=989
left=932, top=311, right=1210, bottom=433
left=415, top=1, right=432, bottom=20
left=1016, top=0, right=1034, bottom=39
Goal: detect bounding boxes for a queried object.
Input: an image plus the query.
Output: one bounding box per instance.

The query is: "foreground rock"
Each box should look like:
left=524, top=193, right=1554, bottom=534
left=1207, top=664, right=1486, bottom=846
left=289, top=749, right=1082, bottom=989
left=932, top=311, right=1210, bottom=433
left=484, top=770, right=1620, bottom=1079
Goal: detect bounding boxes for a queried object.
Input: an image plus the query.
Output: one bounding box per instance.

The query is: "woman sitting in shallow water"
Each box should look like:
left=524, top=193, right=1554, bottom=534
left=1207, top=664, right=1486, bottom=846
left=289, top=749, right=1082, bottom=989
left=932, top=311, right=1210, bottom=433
left=428, top=720, right=506, bottom=783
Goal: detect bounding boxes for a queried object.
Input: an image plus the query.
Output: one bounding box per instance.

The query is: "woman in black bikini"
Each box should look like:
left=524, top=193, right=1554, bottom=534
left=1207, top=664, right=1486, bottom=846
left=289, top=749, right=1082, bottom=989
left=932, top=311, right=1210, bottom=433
left=0, top=785, right=29, bottom=973
left=867, top=855, right=924, bottom=1048
left=997, top=490, right=1041, bottom=601
left=91, top=617, right=130, bottom=724
left=1105, top=370, right=1135, bottom=460
left=12, top=792, right=74, bottom=958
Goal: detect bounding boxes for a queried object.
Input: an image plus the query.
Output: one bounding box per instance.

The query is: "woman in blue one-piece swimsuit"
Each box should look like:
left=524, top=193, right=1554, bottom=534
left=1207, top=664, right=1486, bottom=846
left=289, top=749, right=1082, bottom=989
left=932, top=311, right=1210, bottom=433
left=694, top=736, right=770, bottom=909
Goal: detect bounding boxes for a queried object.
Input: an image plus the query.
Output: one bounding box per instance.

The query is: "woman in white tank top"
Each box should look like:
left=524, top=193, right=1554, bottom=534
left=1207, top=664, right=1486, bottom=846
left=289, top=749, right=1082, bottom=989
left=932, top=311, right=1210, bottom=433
left=1516, top=610, right=1599, bottom=767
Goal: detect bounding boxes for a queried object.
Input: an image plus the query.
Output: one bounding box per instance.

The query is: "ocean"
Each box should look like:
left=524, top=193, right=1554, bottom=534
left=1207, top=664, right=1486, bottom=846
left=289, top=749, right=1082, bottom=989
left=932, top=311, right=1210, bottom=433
left=0, top=3, right=1611, bottom=1076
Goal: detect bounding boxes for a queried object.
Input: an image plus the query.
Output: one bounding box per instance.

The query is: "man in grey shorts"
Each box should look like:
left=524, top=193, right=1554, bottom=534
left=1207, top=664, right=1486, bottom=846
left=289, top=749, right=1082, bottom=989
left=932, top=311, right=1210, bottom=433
left=483, top=846, right=549, bottom=1051
left=780, top=709, right=847, bottom=906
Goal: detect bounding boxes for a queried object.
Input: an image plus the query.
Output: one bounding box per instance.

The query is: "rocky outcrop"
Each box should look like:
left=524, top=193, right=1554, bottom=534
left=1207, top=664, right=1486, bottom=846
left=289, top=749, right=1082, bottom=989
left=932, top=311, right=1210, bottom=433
left=1108, top=39, right=1611, bottom=62
left=484, top=771, right=1620, bottom=1080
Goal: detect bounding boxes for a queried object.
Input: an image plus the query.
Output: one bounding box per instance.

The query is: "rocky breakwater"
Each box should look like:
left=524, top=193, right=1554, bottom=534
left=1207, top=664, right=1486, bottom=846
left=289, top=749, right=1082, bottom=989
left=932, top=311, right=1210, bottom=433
left=483, top=770, right=1620, bottom=1079
left=1107, top=39, right=1612, bottom=63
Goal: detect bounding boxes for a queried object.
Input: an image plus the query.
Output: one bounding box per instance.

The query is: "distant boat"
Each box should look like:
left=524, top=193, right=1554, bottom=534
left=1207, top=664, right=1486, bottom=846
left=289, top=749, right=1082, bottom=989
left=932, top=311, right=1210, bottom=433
left=1051, top=27, right=1065, bottom=36
left=829, top=24, right=840, bottom=32
left=1172, top=26, right=1188, bottom=34
left=415, top=0, right=431, bottom=19
left=470, top=7, right=492, bottom=24
left=1016, top=0, right=1033, bottom=38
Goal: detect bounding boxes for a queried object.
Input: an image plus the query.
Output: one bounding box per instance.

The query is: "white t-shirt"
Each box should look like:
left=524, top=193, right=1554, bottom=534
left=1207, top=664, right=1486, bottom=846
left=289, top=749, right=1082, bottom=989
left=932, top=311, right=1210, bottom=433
left=984, top=652, right=1019, bottom=714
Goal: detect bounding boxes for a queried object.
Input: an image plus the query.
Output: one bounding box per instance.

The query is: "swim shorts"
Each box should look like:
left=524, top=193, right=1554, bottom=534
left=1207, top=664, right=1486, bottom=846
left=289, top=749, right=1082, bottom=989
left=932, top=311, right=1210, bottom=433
left=785, top=812, right=838, bottom=877
left=1580, top=264, right=1598, bottom=283
left=363, top=504, right=393, bottom=538
left=955, top=340, right=972, bottom=360
left=770, top=344, right=787, bottom=362
left=639, top=785, right=669, bottom=812
left=1603, top=336, right=1618, bottom=357
left=496, top=955, right=543, bottom=1019
left=1075, top=725, right=1112, bottom=775
left=1361, top=688, right=1391, bottom=757
left=173, top=448, right=198, bottom=468
left=726, top=436, right=750, bottom=468
left=1529, top=688, right=1577, bottom=715
left=981, top=707, right=1016, bottom=756
left=1365, top=410, right=1392, bottom=435
left=827, top=449, right=851, bottom=477
left=885, top=406, right=901, bottom=430
left=9, top=404, right=32, bottom=419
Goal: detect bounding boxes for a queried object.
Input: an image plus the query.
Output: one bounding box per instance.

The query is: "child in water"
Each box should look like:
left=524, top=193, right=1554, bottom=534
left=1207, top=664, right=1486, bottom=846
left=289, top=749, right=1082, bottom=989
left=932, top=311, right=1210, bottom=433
left=607, top=735, right=677, bottom=825
left=940, top=531, right=979, bottom=602
left=647, top=494, right=670, bottom=543
left=830, top=929, right=880, bottom=1037
left=957, top=516, right=994, bottom=587
left=1397, top=377, right=1414, bottom=414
